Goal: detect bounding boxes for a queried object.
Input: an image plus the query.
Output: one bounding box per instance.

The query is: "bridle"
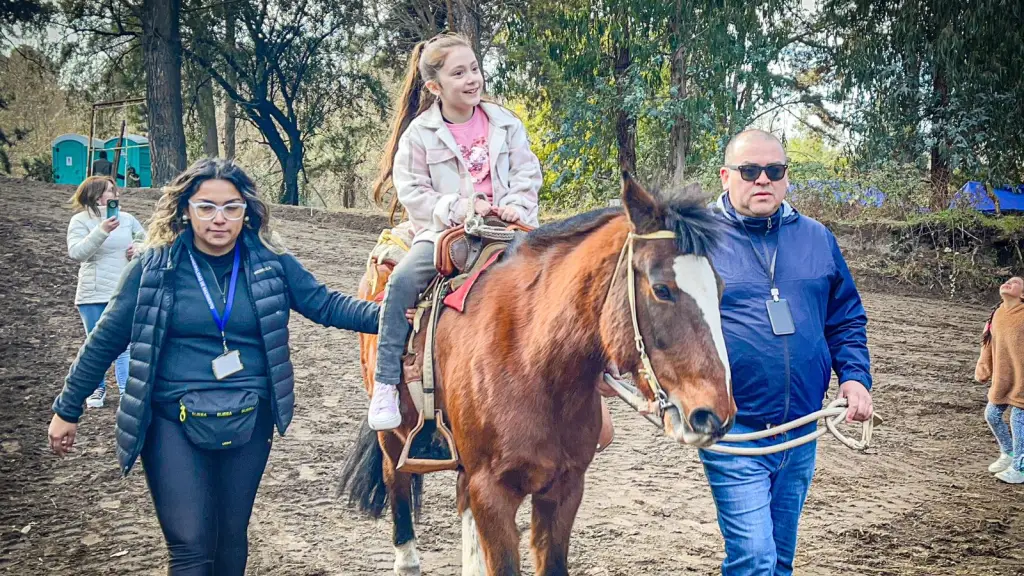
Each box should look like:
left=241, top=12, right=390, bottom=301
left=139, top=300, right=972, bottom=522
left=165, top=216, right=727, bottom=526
left=603, top=228, right=678, bottom=421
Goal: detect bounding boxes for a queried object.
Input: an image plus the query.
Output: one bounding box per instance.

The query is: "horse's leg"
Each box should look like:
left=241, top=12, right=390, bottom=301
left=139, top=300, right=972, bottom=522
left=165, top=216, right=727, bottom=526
left=382, top=432, right=422, bottom=576
left=457, top=470, right=487, bottom=576
left=464, top=471, right=524, bottom=576
left=530, top=472, right=586, bottom=576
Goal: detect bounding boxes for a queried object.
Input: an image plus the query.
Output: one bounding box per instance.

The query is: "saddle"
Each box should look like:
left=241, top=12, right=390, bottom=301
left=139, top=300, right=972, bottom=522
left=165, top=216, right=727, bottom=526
left=435, top=215, right=532, bottom=277
left=367, top=214, right=533, bottom=474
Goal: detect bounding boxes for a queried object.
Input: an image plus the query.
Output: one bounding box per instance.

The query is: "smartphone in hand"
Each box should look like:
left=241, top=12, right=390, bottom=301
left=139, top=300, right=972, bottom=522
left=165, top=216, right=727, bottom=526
left=106, top=199, right=120, bottom=220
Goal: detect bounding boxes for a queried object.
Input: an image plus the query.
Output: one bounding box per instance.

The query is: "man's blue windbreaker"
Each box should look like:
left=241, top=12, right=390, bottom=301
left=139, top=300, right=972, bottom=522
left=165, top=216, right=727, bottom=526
left=708, top=193, right=872, bottom=427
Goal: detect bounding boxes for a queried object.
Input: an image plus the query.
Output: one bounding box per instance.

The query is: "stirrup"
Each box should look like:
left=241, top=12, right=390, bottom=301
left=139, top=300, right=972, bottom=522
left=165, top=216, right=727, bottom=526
left=396, top=409, right=460, bottom=474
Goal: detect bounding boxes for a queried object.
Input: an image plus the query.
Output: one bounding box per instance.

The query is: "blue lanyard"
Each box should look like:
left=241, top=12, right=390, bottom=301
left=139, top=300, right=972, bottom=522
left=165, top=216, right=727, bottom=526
left=188, top=247, right=241, bottom=351
left=739, top=214, right=781, bottom=301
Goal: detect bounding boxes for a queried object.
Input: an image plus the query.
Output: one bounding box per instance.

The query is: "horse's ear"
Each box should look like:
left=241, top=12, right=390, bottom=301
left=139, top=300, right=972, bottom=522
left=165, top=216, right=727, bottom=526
left=621, top=171, right=660, bottom=233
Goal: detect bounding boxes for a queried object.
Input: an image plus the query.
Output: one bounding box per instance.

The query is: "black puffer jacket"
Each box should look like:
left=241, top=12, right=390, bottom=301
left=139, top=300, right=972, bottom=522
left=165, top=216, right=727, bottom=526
left=52, top=229, right=378, bottom=475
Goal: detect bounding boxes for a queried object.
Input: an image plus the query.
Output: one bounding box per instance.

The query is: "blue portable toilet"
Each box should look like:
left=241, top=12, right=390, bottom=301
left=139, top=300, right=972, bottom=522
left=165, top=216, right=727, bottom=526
left=103, top=134, right=152, bottom=187
left=52, top=134, right=106, bottom=185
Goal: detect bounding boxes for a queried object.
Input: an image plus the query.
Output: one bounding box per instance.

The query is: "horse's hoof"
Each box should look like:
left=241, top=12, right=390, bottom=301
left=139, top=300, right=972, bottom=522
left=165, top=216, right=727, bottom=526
left=394, top=558, right=421, bottom=576
left=394, top=541, right=421, bottom=576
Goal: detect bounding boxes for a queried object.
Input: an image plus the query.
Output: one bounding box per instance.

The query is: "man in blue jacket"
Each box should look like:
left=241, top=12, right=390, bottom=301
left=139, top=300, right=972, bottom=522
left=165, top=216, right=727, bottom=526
left=701, top=129, right=874, bottom=576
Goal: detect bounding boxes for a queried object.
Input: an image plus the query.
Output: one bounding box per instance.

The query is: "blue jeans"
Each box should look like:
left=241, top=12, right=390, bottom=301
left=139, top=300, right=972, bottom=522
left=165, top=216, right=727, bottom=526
left=77, top=302, right=129, bottom=393
left=985, top=403, right=1024, bottom=471
left=699, top=421, right=818, bottom=576
left=373, top=241, right=437, bottom=385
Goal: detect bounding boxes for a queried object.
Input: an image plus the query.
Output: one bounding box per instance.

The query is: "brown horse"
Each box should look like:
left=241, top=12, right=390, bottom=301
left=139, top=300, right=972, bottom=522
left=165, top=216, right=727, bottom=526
left=340, top=173, right=736, bottom=575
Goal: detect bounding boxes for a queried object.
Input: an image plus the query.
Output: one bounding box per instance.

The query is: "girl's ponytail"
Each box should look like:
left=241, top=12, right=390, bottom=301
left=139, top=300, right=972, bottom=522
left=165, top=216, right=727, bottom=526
left=371, top=41, right=437, bottom=224
left=371, top=32, right=473, bottom=225
left=982, top=304, right=999, bottom=346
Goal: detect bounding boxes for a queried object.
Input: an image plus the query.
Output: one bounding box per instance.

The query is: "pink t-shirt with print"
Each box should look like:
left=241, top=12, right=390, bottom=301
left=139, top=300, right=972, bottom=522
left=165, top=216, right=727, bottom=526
left=446, top=106, right=492, bottom=201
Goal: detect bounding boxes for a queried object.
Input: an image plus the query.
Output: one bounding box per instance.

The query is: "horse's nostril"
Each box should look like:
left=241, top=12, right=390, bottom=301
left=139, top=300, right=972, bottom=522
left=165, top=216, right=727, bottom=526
left=688, top=408, right=723, bottom=435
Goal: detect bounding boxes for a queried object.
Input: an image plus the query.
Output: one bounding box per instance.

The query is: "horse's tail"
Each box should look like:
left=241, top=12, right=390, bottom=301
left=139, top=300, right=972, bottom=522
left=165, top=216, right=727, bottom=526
left=337, top=420, right=423, bottom=521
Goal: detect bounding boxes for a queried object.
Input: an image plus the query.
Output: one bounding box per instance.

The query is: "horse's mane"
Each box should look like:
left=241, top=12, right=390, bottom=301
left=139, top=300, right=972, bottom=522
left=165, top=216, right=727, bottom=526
left=506, top=207, right=621, bottom=256
left=658, top=193, right=720, bottom=258
left=507, top=190, right=719, bottom=257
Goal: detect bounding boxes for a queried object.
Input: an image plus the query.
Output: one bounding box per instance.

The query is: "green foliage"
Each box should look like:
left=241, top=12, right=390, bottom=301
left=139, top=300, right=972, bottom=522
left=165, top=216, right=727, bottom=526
left=807, top=0, right=1024, bottom=199
left=0, top=47, right=90, bottom=176
left=20, top=153, right=52, bottom=181
left=495, top=0, right=812, bottom=209
left=182, top=0, right=389, bottom=204
left=0, top=0, right=50, bottom=174
left=1, top=0, right=51, bottom=45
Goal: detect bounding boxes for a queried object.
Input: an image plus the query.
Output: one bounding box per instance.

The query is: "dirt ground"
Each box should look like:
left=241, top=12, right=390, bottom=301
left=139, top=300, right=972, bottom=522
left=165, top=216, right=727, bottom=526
left=0, top=177, right=1021, bottom=576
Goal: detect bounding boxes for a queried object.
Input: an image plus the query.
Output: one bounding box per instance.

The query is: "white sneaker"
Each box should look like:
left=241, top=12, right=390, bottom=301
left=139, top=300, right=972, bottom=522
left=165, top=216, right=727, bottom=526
left=989, top=452, right=1014, bottom=473
left=995, top=466, right=1024, bottom=484
left=368, top=383, right=402, bottom=431
left=86, top=389, right=106, bottom=408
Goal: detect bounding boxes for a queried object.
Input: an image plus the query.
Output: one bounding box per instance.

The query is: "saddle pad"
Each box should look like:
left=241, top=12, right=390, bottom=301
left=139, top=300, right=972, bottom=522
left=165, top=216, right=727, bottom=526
left=443, top=250, right=504, bottom=313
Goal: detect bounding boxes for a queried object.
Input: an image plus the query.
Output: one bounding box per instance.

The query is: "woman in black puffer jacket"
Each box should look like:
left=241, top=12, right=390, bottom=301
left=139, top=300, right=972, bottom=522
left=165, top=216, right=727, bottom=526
left=48, top=158, right=379, bottom=575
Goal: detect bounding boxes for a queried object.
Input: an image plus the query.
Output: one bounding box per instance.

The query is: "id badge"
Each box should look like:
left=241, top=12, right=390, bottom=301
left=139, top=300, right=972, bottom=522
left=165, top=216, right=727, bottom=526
left=765, top=298, right=796, bottom=336
left=212, top=350, right=244, bottom=380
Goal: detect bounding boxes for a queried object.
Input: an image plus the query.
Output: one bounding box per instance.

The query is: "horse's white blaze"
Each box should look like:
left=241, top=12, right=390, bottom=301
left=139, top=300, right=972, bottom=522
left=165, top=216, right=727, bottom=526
left=393, top=539, right=421, bottom=575
left=673, top=254, right=732, bottom=393
left=461, top=509, right=486, bottom=576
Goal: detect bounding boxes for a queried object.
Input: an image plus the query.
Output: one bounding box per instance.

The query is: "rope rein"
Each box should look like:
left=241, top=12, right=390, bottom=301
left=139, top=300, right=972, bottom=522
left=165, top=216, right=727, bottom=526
left=463, top=214, right=518, bottom=242
left=602, top=372, right=880, bottom=456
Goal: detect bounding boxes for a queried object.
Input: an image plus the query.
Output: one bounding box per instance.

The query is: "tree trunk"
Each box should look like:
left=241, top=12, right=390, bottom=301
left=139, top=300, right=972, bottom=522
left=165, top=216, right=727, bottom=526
left=669, top=2, right=690, bottom=186
left=900, top=50, right=922, bottom=165
left=342, top=183, right=356, bottom=208
left=281, top=148, right=302, bottom=205
left=930, top=63, right=951, bottom=211
left=222, top=2, right=237, bottom=160
left=197, top=76, right=219, bottom=157
left=613, top=18, right=636, bottom=174
left=447, top=0, right=481, bottom=61
left=141, top=0, right=187, bottom=186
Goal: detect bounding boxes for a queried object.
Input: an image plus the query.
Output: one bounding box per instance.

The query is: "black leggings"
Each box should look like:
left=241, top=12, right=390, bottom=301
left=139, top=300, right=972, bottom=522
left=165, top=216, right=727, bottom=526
left=141, top=402, right=274, bottom=576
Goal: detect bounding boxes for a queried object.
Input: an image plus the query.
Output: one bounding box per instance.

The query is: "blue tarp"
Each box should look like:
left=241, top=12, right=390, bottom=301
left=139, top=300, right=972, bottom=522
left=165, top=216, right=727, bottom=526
left=952, top=182, right=1024, bottom=213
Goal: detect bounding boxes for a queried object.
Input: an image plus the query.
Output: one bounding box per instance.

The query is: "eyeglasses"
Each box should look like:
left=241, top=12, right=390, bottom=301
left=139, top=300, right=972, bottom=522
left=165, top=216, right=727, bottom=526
left=725, top=164, right=789, bottom=182
left=188, top=200, right=247, bottom=221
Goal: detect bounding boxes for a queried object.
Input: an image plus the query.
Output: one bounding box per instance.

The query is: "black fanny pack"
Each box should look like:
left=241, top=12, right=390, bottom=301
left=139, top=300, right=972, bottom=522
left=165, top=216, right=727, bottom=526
left=177, top=390, right=260, bottom=450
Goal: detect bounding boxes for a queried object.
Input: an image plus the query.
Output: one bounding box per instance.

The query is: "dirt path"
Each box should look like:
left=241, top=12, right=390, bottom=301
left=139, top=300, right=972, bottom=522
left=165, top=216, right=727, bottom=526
left=0, top=178, right=1021, bottom=575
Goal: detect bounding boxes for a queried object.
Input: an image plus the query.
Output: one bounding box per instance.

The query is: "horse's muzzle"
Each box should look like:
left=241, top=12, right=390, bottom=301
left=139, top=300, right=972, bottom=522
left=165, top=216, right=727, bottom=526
left=664, top=401, right=732, bottom=447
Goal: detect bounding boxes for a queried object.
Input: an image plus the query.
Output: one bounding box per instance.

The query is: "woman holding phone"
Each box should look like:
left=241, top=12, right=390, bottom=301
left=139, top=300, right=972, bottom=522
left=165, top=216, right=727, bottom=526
left=66, top=175, right=145, bottom=407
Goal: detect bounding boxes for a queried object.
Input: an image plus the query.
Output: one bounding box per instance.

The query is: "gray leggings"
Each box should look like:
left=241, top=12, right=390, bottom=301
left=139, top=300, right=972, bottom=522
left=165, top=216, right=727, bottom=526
left=985, top=403, right=1024, bottom=471
left=374, top=240, right=438, bottom=385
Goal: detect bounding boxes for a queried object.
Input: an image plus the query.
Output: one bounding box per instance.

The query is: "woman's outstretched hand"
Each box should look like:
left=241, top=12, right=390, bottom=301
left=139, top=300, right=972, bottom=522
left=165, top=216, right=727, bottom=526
left=48, top=413, right=78, bottom=457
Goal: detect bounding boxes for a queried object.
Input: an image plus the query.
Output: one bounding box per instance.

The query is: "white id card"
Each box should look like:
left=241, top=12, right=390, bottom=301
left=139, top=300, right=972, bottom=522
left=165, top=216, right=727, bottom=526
left=212, top=350, right=244, bottom=380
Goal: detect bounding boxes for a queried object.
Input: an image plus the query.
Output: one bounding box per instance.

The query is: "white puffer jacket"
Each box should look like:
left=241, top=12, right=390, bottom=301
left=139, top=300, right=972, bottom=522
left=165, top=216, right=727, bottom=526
left=67, top=210, right=146, bottom=305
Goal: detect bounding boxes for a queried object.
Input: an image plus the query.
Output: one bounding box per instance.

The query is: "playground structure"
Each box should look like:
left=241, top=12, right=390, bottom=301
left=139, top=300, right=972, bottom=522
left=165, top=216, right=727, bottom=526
left=51, top=97, right=152, bottom=187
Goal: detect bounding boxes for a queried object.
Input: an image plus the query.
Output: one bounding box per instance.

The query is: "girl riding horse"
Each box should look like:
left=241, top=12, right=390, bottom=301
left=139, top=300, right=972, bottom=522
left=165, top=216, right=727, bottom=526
left=365, top=32, right=543, bottom=430
left=342, top=173, right=736, bottom=575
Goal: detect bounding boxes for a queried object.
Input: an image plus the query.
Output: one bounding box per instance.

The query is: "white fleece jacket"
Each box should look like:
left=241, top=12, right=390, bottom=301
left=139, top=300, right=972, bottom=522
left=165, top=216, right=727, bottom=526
left=392, top=101, right=543, bottom=244
left=67, top=210, right=146, bottom=305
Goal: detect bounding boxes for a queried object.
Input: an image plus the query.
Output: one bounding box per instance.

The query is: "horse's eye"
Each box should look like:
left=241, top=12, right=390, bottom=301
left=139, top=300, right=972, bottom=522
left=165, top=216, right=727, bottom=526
left=652, top=284, right=674, bottom=302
